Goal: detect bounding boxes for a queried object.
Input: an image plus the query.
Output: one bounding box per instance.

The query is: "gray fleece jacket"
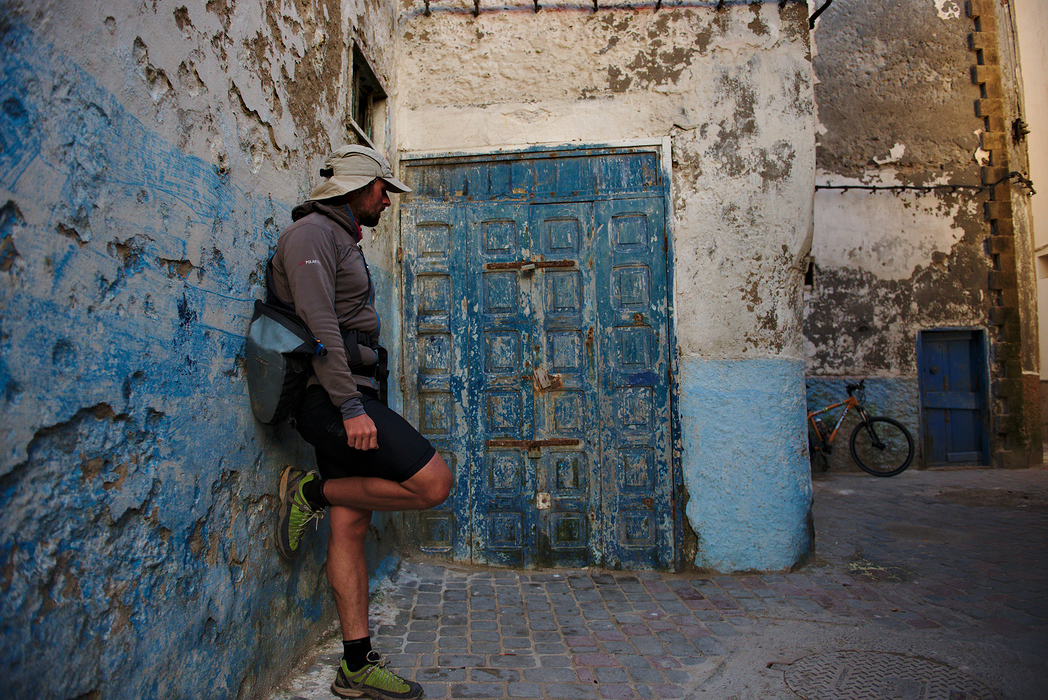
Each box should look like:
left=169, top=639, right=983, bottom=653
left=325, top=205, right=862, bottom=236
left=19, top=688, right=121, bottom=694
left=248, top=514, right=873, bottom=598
left=270, top=201, right=380, bottom=419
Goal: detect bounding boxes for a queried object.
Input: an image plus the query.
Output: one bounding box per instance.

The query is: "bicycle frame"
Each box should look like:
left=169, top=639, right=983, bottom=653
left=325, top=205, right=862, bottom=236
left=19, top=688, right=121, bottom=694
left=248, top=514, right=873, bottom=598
left=808, top=394, right=869, bottom=445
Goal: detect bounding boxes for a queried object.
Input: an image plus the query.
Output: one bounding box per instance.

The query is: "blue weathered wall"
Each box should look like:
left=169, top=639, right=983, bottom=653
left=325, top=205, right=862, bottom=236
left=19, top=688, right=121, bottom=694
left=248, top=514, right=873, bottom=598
left=681, top=358, right=812, bottom=572
left=0, top=6, right=401, bottom=697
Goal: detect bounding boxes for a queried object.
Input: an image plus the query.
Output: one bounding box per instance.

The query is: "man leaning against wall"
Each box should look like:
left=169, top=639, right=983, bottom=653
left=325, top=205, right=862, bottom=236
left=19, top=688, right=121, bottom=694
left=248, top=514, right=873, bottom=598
left=270, top=145, right=452, bottom=700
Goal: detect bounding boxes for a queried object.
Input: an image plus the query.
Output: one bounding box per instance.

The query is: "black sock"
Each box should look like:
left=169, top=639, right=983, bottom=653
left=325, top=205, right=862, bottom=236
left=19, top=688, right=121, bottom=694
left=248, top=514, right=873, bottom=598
left=343, top=636, right=372, bottom=671
left=302, top=476, right=329, bottom=508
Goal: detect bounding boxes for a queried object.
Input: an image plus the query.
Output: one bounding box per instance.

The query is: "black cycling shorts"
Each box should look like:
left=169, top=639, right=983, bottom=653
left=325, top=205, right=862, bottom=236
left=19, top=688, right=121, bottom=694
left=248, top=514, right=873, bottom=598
left=292, top=384, right=436, bottom=483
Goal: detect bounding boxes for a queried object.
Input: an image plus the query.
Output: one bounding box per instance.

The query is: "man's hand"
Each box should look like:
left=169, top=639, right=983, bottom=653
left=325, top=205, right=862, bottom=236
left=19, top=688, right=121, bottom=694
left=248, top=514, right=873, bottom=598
left=344, top=414, right=378, bottom=451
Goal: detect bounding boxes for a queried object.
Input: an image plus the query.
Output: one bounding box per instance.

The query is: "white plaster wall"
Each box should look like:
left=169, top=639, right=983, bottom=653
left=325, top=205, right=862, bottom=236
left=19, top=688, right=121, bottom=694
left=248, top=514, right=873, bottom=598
left=812, top=172, right=981, bottom=283
left=805, top=0, right=993, bottom=379
left=398, top=1, right=815, bottom=360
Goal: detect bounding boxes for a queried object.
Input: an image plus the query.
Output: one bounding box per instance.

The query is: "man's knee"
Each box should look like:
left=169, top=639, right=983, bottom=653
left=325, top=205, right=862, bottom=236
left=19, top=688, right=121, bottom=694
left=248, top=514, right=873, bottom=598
left=429, top=468, right=452, bottom=508
left=328, top=506, right=372, bottom=541
left=414, top=454, right=452, bottom=509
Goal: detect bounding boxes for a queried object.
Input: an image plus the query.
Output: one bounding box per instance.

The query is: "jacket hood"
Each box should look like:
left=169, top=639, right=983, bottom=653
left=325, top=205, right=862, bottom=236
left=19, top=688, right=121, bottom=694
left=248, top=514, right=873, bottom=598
left=291, top=201, right=362, bottom=242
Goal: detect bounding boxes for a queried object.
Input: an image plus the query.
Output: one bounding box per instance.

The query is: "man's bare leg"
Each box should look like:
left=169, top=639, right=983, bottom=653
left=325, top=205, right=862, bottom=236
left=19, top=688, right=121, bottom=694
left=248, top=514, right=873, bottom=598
left=318, top=453, right=451, bottom=641
left=327, top=505, right=371, bottom=640
left=322, top=459, right=447, bottom=700
left=322, top=453, right=452, bottom=513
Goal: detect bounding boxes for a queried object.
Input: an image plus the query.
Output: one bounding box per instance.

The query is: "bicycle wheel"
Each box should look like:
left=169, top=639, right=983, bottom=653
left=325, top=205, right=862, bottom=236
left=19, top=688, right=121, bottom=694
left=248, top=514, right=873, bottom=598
left=849, top=417, right=914, bottom=477
left=808, top=432, right=828, bottom=471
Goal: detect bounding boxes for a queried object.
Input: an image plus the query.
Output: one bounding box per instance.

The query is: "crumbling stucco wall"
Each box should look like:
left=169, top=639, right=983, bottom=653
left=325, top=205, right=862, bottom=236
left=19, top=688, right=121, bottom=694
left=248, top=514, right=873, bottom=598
left=398, top=0, right=815, bottom=571
left=806, top=0, right=1041, bottom=470
left=0, top=1, right=400, bottom=697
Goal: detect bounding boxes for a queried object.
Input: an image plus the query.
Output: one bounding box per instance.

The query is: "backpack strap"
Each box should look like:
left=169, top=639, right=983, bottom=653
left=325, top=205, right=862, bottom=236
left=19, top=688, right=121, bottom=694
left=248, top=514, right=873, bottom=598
left=265, top=256, right=297, bottom=314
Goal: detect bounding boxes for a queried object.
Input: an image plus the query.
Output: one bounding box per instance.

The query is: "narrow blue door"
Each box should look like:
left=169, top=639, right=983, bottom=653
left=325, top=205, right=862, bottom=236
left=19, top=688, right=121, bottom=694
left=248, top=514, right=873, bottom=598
left=400, top=203, right=470, bottom=561
left=400, top=147, right=674, bottom=568
left=596, top=198, right=674, bottom=569
left=467, top=200, right=541, bottom=567
left=918, top=329, right=988, bottom=465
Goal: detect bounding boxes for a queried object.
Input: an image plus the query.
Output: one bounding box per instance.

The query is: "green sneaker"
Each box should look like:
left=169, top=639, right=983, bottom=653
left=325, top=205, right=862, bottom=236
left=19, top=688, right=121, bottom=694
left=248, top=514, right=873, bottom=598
left=331, top=651, right=423, bottom=699
left=275, top=466, right=325, bottom=560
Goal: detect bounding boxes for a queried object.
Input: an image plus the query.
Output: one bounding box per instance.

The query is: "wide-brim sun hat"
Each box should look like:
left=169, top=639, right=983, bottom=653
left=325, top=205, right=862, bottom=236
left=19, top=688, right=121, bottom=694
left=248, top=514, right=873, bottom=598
left=307, top=145, right=411, bottom=200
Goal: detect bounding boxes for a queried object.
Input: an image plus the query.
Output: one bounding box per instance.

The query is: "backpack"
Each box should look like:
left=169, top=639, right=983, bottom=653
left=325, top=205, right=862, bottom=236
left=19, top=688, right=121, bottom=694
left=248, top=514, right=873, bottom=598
left=244, top=260, right=327, bottom=424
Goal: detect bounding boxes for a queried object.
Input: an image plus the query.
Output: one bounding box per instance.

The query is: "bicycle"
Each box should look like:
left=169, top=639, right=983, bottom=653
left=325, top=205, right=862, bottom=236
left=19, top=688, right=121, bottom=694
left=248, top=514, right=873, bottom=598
left=807, top=379, right=915, bottom=477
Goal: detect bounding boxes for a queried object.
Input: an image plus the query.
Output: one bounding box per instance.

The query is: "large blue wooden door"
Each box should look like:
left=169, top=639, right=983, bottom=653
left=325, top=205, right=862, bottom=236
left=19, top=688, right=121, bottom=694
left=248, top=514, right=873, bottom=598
left=400, top=147, right=674, bottom=569
left=918, top=329, right=989, bottom=465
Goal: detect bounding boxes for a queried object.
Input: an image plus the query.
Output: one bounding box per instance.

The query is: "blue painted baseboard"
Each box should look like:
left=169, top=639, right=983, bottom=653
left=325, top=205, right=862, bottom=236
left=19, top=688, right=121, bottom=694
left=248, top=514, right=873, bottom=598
left=679, top=358, right=813, bottom=572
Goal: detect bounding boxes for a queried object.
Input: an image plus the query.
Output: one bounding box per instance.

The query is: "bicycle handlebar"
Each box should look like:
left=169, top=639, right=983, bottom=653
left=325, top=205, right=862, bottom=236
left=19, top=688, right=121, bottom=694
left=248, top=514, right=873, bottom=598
left=846, top=379, right=866, bottom=396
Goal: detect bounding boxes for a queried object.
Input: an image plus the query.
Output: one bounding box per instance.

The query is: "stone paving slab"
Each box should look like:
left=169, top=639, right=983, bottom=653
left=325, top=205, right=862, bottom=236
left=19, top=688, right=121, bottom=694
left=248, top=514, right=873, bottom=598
left=269, top=468, right=1048, bottom=700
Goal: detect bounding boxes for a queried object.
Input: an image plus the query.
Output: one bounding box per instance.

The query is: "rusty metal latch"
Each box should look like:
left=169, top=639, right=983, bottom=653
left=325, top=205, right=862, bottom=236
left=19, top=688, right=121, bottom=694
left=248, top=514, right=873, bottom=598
left=483, top=260, right=576, bottom=271
left=532, top=366, right=564, bottom=392
left=536, top=493, right=551, bottom=510
left=486, top=438, right=581, bottom=449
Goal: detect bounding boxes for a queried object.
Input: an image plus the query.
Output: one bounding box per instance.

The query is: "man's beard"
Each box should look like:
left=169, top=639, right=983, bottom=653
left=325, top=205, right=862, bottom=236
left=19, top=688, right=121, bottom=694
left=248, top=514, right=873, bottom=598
left=357, top=212, right=381, bottom=227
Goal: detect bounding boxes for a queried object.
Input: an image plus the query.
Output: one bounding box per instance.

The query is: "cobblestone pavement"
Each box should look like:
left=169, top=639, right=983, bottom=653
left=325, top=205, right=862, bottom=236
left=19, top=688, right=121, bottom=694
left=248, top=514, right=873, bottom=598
left=269, top=468, right=1048, bottom=700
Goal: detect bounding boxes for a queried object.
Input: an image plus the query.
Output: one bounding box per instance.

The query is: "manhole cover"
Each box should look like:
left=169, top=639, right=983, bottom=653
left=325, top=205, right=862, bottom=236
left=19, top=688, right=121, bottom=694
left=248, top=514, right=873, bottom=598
left=780, top=651, right=996, bottom=700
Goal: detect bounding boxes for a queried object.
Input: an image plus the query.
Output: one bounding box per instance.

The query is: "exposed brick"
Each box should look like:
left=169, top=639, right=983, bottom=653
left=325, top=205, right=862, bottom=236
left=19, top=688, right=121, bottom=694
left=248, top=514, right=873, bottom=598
left=968, top=31, right=997, bottom=51
left=995, top=377, right=1022, bottom=397
left=994, top=340, right=1021, bottom=361
left=989, top=271, right=1011, bottom=290
left=995, top=450, right=1031, bottom=469
left=975, top=45, right=1000, bottom=65
left=985, top=201, right=1013, bottom=220
left=995, top=253, right=1016, bottom=276
left=993, top=218, right=1015, bottom=237
left=984, top=113, right=1007, bottom=133
left=988, top=236, right=1014, bottom=255
left=983, top=167, right=1010, bottom=185
left=980, top=76, right=1003, bottom=100
left=988, top=305, right=1019, bottom=326
left=980, top=132, right=1006, bottom=152
left=976, top=98, right=1003, bottom=117
left=968, top=0, right=997, bottom=30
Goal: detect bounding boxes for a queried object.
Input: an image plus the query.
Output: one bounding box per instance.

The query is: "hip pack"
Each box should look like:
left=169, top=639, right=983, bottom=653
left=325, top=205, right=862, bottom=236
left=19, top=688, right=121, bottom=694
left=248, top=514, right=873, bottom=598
left=342, top=327, right=390, bottom=405
left=244, top=260, right=327, bottom=425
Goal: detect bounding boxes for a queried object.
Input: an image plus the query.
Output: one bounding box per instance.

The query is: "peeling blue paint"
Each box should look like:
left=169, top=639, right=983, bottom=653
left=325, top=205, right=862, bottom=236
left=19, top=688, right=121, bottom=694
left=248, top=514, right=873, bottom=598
left=0, top=20, right=388, bottom=700
left=0, top=91, right=41, bottom=191
left=679, top=358, right=812, bottom=572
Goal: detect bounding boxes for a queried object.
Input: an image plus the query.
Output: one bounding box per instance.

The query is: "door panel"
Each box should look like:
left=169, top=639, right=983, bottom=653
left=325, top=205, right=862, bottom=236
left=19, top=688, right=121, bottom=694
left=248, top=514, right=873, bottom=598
left=528, top=203, right=599, bottom=567
left=468, top=203, right=534, bottom=567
